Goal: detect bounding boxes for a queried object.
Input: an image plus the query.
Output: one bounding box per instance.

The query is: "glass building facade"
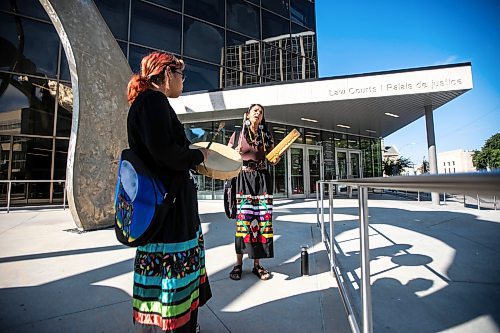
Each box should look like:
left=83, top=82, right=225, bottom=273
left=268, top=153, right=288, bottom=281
left=0, top=0, right=380, bottom=207
left=185, top=120, right=382, bottom=199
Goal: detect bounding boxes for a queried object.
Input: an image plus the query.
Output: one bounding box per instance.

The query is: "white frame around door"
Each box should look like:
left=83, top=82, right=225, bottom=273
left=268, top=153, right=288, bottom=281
left=335, top=148, right=363, bottom=180
left=287, top=144, right=324, bottom=198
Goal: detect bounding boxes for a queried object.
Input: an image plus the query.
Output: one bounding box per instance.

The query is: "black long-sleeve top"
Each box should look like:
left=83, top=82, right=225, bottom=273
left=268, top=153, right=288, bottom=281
left=127, top=89, right=204, bottom=243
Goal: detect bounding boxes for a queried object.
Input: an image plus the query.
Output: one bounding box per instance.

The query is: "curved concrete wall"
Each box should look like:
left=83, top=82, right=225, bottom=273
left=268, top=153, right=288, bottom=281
left=39, top=0, right=131, bottom=229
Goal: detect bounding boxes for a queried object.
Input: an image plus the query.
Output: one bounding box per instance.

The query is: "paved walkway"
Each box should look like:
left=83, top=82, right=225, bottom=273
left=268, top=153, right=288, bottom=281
left=0, top=195, right=499, bottom=332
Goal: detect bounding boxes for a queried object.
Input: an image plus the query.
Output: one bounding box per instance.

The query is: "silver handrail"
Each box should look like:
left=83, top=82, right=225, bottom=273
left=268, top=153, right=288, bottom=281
left=0, top=180, right=67, bottom=213
left=317, top=172, right=500, bottom=333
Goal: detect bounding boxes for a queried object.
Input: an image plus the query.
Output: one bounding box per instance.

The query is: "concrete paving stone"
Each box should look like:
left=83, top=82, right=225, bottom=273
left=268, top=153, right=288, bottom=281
left=0, top=195, right=499, bottom=333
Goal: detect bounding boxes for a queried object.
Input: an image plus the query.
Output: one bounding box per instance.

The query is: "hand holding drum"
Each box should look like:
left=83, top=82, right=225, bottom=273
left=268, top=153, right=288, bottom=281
left=190, top=142, right=242, bottom=180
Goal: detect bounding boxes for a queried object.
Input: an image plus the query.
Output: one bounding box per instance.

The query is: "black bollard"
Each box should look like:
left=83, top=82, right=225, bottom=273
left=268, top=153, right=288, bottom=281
left=300, top=245, right=309, bottom=276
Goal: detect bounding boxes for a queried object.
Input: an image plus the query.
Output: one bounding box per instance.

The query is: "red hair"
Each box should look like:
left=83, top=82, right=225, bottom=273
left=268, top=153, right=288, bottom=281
left=127, top=51, right=184, bottom=104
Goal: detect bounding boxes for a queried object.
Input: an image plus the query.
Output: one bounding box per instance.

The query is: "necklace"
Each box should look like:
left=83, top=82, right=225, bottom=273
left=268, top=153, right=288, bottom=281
left=247, top=127, right=259, bottom=145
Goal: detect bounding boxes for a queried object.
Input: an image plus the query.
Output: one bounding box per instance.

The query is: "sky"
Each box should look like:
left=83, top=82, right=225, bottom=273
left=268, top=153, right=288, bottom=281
left=315, top=0, right=500, bottom=165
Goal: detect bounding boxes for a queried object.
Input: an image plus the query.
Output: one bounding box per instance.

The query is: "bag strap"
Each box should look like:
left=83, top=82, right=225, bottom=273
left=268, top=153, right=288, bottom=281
left=154, top=174, right=184, bottom=204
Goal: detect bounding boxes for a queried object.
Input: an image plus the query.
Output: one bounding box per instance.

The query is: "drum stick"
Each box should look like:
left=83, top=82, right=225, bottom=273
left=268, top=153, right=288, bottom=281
left=206, top=121, right=225, bottom=149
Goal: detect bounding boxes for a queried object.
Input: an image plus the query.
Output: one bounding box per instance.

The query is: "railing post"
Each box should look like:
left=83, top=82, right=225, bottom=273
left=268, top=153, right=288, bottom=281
left=328, top=183, right=334, bottom=275
left=477, top=194, right=480, bottom=210
left=443, top=192, right=446, bottom=204
left=63, top=182, right=67, bottom=210
left=316, top=181, right=320, bottom=226
left=494, top=195, right=497, bottom=211
left=320, top=182, right=325, bottom=243
left=358, top=186, right=372, bottom=333
left=7, top=181, right=11, bottom=213
left=417, top=191, right=420, bottom=202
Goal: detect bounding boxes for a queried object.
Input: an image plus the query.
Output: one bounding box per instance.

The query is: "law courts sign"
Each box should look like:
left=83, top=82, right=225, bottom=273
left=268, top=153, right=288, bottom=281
left=323, top=64, right=473, bottom=100
left=175, top=63, right=473, bottom=114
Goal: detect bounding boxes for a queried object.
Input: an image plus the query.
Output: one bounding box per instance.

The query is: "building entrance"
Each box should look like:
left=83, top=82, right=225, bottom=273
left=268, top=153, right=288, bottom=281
left=335, top=149, right=362, bottom=194
left=287, top=144, right=323, bottom=198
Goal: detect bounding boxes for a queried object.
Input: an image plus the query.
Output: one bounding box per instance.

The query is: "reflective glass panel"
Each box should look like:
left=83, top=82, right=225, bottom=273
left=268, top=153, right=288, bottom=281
left=291, top=0, right=314, bottom=28
left=0, top=75, right=55, bottom=136
left=60, top=50, right=71, bottom=82
left=372, top=138, right=382, bottom=176
left=224, top=69, right=260, bottom=89
left=304, top=129, right=320, bottom=145
left=183, top=59, right=221, bottom=92
left=185, top=121, right=212, bottom=144
left=146, top=0, right=181, bottom=12
left=350, top=152, right=361, bottom=178
left=225, top=32, right=260, bottom=75
left=0, top=136, right=10, bottom=180
left=185, top=0, right=225, bottom=26
left=183, top=18, right=224, bottom=64
left=130, top=1, right=181, bottom=54
left=262, top=9, right=290, bottom=40
left=348, top=135, right=360, bottom=149
left=271, top=153, right=287, bottom=198
left=308, top=147, right=321, bottom=194
left=262, top=0, right=290, bottom=18
left=118, top=41, right=128, bottom=60
left=0, top=0, right=50, bottom=21
left=290, top=147, right=304, bottom=195
left=304, top=57, right=317, bottom=79
left=360, top=137, right=374, bottom=178
left=226, top=0, right=260, bottom=39
left=320, top=132, right=335, bottom=180
left=185, top=121, right=213, bottom=199
left=261, top=43, right=284, bottom=81
left=94, top=0, right=129, bottom=40
left=291, top=24, right=316, bottom=59
left=53, top=139, right=69, bottom=180
left=268, top=123, right=287, bottom=198
left=336, top=151, right=347, bottom=180
left=0, top=13, right=59, bottom=77
left=11, top=136, right=52, bottom=181
left=55, top=83, right=72, bottom=138
left=334, top=132, right=347, bottom=148
left=128, top=44, right=155, bottom=73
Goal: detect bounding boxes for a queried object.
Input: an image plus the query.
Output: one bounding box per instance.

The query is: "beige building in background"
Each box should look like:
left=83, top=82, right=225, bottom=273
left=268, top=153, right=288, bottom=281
left=438, top=149, right=475, bottom=173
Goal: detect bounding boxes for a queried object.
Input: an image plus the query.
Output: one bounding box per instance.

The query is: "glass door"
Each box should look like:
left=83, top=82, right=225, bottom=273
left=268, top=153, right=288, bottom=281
left=287, top=144, right=323, bottom=198
left=336, top=149, right=362, bottom=195
left=289, top=146, right=305, bottom=197
left=349, top=151, right=361, bottom=179
left=307, top=147, right=322, bottom=197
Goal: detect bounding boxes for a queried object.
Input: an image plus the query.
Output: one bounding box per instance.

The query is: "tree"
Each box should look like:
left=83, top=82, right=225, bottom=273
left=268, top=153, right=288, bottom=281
left=473, top=133, right=500, bottom=170
left=383, top=156, right=412, bottom=176
left=418, top=158, right=430, bottom=174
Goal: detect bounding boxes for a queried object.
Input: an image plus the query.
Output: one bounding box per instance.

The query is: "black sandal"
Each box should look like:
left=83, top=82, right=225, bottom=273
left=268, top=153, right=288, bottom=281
left=252, top=265, right=271, bottom=280
left=229, top=265, right=242, bottom=280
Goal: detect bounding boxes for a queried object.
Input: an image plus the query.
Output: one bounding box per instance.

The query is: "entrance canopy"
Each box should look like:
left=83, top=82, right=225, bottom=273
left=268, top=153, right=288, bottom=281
left=174, top=63, right=473, bottom=138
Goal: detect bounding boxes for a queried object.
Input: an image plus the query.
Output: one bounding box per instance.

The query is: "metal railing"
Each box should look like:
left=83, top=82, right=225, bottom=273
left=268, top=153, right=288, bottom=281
left=316, top=172, right=500, bottom=333
left=0, top=180, right=67, bottom=213
left=383, top=189, right=497, bottom=210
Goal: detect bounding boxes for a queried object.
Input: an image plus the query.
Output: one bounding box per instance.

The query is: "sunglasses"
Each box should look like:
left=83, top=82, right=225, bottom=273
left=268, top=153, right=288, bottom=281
left=170, top=67, right=186, bottom=82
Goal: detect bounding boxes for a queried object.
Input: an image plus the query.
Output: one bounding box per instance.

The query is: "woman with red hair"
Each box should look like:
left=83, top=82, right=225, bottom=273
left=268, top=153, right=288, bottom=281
left=127, top=51, right=211, bottom=333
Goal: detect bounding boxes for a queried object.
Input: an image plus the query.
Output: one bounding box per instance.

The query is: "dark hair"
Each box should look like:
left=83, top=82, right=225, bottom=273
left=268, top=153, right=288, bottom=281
left=127, top=51, right=184, bottom=104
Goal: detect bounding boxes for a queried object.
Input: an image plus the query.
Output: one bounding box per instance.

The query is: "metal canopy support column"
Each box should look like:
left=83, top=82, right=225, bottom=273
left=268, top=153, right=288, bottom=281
left=425, top=105, right=440, bottom=205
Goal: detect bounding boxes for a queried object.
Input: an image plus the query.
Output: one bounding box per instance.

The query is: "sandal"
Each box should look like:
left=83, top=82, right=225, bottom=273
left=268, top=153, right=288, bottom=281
left=229, top=265, right=242, bottom=280
left=252, top=265, right=271, bottom=280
